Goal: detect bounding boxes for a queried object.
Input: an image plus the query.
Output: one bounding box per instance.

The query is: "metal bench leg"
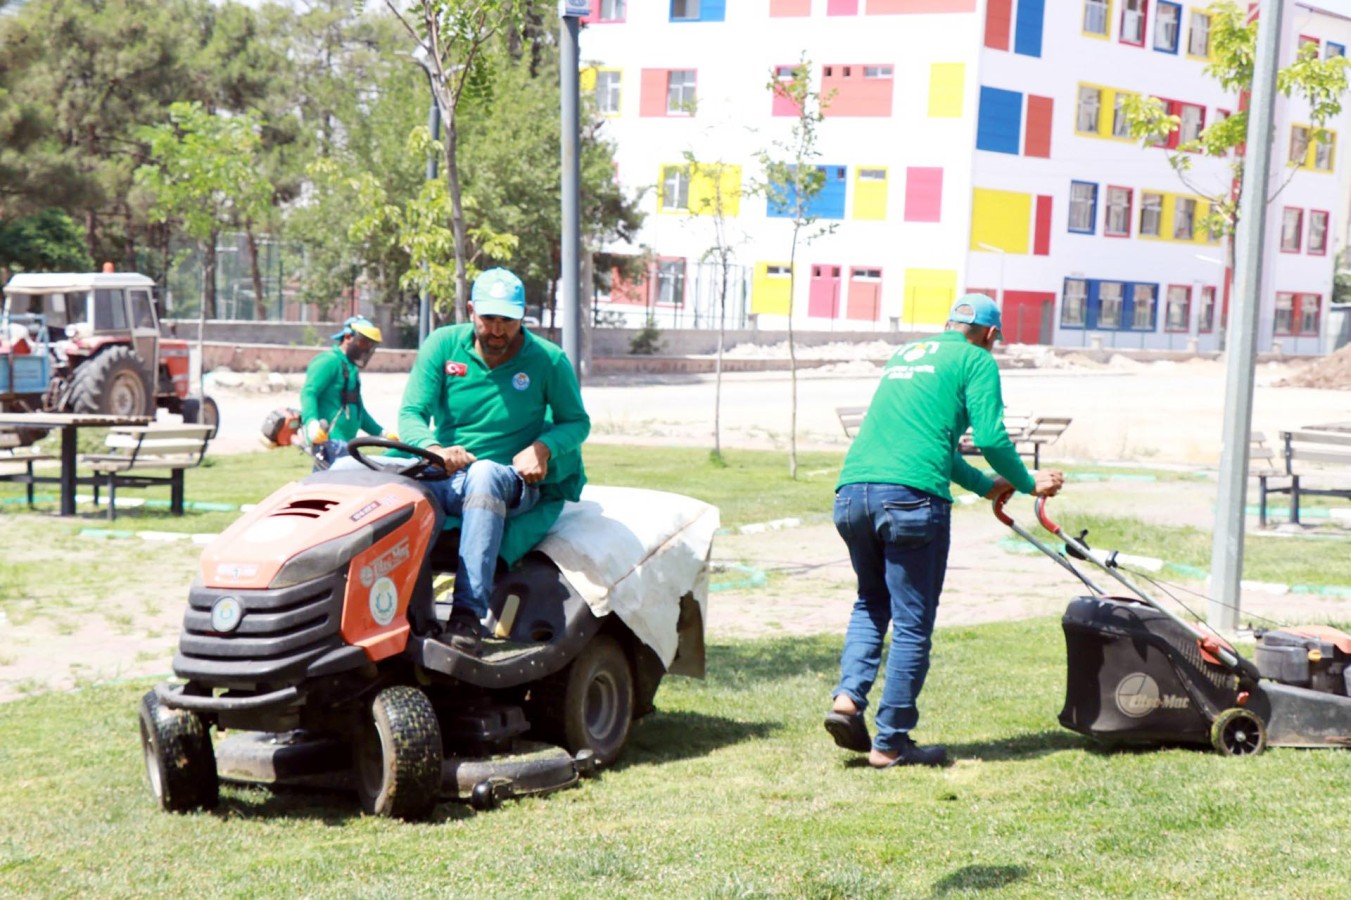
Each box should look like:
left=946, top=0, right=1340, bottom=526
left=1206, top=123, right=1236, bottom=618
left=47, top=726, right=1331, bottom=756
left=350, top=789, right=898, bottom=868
left=107, top=474, right=117, bottom=521
left=1258, top=476, right=1268, bottom=529
left=171, top=470, right=185, bottom=516
left=1290, top=475, right=1300, bottom=526
left=25, top=460, right=35, bottom=508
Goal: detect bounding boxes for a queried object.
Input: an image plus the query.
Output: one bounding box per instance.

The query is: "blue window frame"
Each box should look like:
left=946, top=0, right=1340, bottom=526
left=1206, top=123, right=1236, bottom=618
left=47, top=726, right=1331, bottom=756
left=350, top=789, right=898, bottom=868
left=1061, top=278, right=1160, bottom=330
left=1327, top=42, right=1346, bottom=59
left=1014, top=0, right=1045, bottom=58
left=767, top=165, right=847, bottom=220
left=670, top=0, right=725, bottom=22
left=976, top=86, right=1022, bottom=155
left=1154, top=1, right=1181, bottom=54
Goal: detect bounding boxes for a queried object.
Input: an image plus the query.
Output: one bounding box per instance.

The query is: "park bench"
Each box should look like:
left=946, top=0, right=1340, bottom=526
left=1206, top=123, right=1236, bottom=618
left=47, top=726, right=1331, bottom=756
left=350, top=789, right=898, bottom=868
left=79, top=423, right=213, bottom=520
left=0, top=428, right=58, bottom=508
left=836, top=407, right=1071, bottom=469
left=1254, top=428, right=1351, bottom=526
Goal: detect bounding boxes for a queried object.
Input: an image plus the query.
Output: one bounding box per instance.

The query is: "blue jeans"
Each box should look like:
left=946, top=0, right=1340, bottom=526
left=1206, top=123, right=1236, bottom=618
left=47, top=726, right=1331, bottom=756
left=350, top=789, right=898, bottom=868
left=314, top=439, right=349, bottom=471
left=832, top=482, right=951, bottom=752
left=423, top=460, right=540, bottom=620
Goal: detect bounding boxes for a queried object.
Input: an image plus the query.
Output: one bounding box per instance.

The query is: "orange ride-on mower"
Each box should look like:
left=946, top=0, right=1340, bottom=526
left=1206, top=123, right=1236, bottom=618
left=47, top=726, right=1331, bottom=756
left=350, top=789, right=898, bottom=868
left=139, top=438, right=719, bottom=819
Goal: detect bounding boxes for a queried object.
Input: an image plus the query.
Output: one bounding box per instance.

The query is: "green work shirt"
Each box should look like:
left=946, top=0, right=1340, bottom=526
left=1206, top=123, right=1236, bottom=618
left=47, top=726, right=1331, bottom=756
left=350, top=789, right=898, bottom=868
left=300, top=346, right=382, bottom=442
left=838, top=331, right=1035, bottom=501
left=398, top=323, right=590, bottom=563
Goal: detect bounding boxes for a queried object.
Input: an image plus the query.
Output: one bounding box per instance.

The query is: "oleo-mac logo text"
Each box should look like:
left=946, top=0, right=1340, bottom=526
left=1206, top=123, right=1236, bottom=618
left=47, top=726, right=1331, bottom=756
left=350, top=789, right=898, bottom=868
left=360, top=538, right=410, bottom=587
left=1114, top=673, right=1190, bottom=718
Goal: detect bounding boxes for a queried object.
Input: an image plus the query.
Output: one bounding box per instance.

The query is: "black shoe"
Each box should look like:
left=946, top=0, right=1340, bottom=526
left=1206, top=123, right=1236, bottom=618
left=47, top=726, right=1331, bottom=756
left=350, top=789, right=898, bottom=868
left=874, top=735, right=947, bottom=768
left=824, top=710, right=871, bottom=753
left=441, top=615, right=482, bottom=656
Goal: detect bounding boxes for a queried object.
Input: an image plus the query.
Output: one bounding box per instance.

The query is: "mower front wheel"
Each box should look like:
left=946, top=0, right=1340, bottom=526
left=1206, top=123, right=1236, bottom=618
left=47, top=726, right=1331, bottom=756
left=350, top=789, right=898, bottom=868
left=138, top=690, right=219, bottom=813
left=354, top=685, right=443, bottom=820
left=1211, top=707, right=1267, bottom=757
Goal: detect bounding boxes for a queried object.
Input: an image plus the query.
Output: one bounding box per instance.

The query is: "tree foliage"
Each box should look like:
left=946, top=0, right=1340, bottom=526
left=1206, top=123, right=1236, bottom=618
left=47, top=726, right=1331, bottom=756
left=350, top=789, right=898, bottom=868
left=0, top=209, right=94, bottom=276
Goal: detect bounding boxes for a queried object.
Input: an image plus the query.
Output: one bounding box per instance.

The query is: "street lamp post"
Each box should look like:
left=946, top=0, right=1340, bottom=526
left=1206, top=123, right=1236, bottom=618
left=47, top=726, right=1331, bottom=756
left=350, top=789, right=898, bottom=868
left=975, top=242, right=1006, bottom=320
left=411, top=49, right=442, bottom=347
left=559, top=0, right=588, bottom=381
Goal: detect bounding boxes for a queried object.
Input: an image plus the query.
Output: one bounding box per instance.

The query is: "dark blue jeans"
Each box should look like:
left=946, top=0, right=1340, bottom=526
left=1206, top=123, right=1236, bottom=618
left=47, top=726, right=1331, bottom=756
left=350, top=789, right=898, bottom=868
left=833, top=482, right=951, bottom=752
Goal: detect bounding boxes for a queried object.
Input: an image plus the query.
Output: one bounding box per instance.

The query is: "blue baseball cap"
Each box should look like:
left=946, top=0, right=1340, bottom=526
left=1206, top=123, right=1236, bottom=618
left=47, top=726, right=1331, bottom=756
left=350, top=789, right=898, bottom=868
left=949, top=293, right=1002, bottom=329
left=471, top=268, right=526, bottom=319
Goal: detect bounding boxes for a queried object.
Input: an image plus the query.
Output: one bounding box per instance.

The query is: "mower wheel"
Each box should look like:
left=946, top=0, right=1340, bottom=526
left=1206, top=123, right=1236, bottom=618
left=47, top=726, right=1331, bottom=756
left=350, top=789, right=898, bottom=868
left=355, top=685, right=443, bottom=820
left=1210, top=708, right=1267, bottom=757
left=138, top=690, right=219, bottom=813
left=528, top=634, right=634, bottom=767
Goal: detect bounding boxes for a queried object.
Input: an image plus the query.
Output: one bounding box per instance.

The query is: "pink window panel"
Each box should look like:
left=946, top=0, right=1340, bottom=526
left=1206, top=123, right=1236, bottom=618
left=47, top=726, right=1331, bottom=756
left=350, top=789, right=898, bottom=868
left=770, top=0, right=812, bottom=15
left=772, top=66, right=803, bottom=117
left=821, top=65, right=894, bottom=117
left=808, top=265, right=842, bottom=318
left=984, top=0, right=1012, bottom=50
left=609, top=266, right=649, bottom=306
left=904, top=167, right=943, bottom=222
left=1033, top=195, right=1052, bottom=256
left=828, top=0, right=860, bottom=13
left=846, top=269, right=883, bottom=321
left=639, top=69, right=669, bottom=117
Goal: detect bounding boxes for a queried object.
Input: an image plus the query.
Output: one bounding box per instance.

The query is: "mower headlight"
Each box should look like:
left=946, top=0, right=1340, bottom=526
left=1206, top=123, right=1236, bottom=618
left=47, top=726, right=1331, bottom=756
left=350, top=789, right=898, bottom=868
left=270, top=524, right=375, bottom=589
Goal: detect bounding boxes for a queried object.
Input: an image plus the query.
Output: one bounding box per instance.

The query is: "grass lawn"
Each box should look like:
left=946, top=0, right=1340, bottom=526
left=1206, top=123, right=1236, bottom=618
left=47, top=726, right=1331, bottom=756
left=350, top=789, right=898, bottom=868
left=3, top=620, right=1351, bottom=897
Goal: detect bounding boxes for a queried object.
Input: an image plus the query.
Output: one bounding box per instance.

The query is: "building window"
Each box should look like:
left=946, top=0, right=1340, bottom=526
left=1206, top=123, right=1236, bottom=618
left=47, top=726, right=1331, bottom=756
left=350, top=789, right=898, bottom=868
left=1121, top=0, right=1146, bottom=46
left=1069, top=181, right=1098, bottom=233
left=1274, top=293, right=1321, bottom=336
left=1112, top=94, right=1134, bottom=138
left=1165, top=285, right=1190, bottom=331
left=1105, top=186, right=1132, bottom=236
left=1291, top=125, right=1310, bottom=165
left=1140, top=192, right=1163, bottom=236
left=671, top=0, right=699, bottom=20
left=656, top=259, right=686, bottom=304
left=1309, top=210, right=1329, bottom=255
left=1187, top=11, right=1210, bottom=55
left=863, top=65, right=893, bottom=78
left=596, top=70, right=621, bottom=114
left=1314, top=132, right=1335, bottom=171
left=1099, top=281, right=1124, bottom=327
left=1172, top=197, right=1195, bottom=240
left=1155, top=2, right=1179, bottom=52
left=1178, top=104, right=1204, bottom=143
left=600, top=0, right=626, bottom=20
left=661, top=165, right=690, bottom=210
left=1076, top=86, right=1101, bottom=132
left=666, top=70, right=696, bottom=114
left=1084, top=0, right=1109, bottom=36
left=859, top=168, right=886, bottom=181
left=1328, top=43, right=1347, bottom=59
left=1280, top=207, right=1303, bottom=252
left=1063, top=278, right=1088, bottom=326
left=1131, top=283, right=1156, bottom=329
left=1198, top=286, right=1216, bottom=333
left=1274, top=292, right=1294, bottom=335
left=1298, top=294, right=1320, bottom=336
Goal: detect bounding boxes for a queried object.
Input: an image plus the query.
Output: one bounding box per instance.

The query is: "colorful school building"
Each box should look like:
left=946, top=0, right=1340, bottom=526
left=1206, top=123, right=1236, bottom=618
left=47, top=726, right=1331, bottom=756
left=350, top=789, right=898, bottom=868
left=577, top=1, right=1351, bottom=355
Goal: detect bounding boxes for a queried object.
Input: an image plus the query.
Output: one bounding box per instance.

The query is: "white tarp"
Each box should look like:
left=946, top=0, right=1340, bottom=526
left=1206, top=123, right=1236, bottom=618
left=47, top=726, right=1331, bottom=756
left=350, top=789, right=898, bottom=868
left=536, top=485, right=720, bottom=669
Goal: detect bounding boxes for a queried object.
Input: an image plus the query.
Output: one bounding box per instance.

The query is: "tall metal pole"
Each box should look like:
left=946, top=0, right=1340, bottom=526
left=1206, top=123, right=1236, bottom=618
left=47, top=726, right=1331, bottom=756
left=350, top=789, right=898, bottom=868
left=419, top=68, right=442, bottom=347
left=559, top=4, right=584, bottom=380
left=1209, top=0, right=1283, bottom=632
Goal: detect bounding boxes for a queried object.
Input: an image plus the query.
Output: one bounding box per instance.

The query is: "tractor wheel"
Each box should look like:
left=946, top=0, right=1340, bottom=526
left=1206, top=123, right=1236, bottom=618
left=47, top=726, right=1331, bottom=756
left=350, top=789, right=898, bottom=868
left=181, top=395, right=220, bottom=439
left=1210, top=708, right=1267, bottom=757
left=527, top=634, right=635, bottom=767
left=138, top=690, right=219, bottom=813
left=354, top=685, right=443, bottom=820
left=68, top=346, right=153, bottom=417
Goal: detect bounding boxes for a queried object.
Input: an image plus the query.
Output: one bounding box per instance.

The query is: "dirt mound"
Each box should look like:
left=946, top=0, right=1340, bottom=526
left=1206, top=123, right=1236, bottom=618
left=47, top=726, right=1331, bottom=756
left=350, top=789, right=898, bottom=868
left=1277, top=344, right=1351, bottom=390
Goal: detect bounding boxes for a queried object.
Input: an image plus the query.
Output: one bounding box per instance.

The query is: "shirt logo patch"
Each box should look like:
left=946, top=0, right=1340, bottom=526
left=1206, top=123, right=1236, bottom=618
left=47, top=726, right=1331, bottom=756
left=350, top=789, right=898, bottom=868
left=512, top=372, right=530, bottom=391
left=445, top=361, right=468, bottom=377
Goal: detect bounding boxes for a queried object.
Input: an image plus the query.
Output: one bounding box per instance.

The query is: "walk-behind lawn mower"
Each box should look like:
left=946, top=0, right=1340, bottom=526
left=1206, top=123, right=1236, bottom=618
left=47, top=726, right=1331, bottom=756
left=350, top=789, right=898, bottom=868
left=996, top=494, right=1351, bottom=756
left=139, top=438, right=719, bottom=819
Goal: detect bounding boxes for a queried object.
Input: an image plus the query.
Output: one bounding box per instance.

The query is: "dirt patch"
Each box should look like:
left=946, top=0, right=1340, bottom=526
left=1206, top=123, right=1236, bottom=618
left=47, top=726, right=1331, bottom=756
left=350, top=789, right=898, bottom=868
left=1277, top=344, right=1351, bottom=390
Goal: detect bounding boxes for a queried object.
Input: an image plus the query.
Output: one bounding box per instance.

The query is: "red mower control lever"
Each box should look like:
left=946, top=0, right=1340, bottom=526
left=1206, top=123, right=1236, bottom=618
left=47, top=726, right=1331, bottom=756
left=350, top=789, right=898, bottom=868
left=992, top=488, right=1015, bottom=526
left=1034, top=496, right=1063, bottom=536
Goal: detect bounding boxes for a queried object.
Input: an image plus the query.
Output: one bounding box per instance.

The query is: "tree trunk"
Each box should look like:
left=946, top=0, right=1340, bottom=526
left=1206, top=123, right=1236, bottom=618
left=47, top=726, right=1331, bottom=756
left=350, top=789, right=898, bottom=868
left=786, top=231, right=800, bottom=480
left=204, top=232, right=218, bottom=320
left=246, top=228, right=265, bottom=321
left=444, top=122, right=469, bottom=324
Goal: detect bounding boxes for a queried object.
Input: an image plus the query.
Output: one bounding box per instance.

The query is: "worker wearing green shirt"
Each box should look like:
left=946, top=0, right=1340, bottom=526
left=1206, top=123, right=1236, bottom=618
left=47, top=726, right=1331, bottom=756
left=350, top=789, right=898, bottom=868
left=824, top=294, right=1064, bottom=768
left=300, top=316, right=392, bottom=469
left=398, top=268, right=589, bottom=655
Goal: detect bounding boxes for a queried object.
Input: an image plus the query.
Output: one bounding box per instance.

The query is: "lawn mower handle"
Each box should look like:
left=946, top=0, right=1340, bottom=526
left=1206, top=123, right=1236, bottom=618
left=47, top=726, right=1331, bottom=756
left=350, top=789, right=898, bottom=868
left=1034, top=496, right=1061, bottom=536
left=992, top=488, right=1015, bottom=525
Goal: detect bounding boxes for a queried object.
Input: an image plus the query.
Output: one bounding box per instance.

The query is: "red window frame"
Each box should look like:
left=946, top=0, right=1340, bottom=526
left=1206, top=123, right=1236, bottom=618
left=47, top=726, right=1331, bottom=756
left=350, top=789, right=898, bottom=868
left=1120, top=0, right=1148, bottom=47
left=1176, top=102, right=1206, bottom=151
left=1275, top=292, right=1321, bottom=337
left=1104, top=185, right=1133, bottom=237
left=1197, top=286, right=1217, bottom=334
left=1279, top=206, right=1304, bottom=253
left=1164, top=284, right=1191, bottom=332
left=1308, top=209, right=1330, bottom=256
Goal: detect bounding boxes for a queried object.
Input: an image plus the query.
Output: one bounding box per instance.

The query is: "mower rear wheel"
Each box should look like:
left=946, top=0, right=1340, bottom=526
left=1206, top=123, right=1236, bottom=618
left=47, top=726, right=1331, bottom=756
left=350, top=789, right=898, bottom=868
left=354, top=685, right=443, bottom=820
left=528, top=634, right=634, bottom=767
left=138, top=690, right=219, bottom=812
left=1210, top=708, right=1267, bottom=757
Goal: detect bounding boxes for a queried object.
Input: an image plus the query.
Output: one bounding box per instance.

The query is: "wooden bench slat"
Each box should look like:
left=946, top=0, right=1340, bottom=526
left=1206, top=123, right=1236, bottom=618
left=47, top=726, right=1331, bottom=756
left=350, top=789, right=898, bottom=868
left=74, top=424, right=212, bottom=520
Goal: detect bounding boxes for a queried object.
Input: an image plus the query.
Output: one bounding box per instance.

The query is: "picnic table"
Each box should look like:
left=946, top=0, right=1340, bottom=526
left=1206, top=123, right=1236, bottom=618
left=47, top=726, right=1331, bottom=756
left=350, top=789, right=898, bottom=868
left=0, top=412, right=152, bottom=516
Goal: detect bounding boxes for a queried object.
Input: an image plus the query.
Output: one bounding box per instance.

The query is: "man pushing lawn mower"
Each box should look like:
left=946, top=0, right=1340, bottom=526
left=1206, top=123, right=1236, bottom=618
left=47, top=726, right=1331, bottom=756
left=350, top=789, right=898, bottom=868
left=299, top=315, right=397, bottom=470
left=825, top=294, right=1065, bottom=768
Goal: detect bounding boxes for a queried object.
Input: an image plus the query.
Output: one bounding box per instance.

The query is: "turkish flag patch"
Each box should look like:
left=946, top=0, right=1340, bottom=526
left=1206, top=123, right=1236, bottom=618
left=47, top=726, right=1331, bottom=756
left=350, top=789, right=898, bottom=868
left=445, top=361, right=468, bottom=377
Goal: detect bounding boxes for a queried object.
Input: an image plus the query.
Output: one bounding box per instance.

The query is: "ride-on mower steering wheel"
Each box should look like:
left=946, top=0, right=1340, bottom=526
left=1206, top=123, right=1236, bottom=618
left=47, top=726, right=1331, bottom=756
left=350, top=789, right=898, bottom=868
left=347, top=437, right=449, bottom=480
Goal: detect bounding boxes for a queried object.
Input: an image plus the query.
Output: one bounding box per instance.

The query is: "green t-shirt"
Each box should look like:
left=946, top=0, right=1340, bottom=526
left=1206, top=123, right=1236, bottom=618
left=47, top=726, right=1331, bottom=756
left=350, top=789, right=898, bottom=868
left=397, top=323, right=590, bottom=563
left=299, top=345, right=382, bottom=442
left=838, top=331, right=1035, bottom=501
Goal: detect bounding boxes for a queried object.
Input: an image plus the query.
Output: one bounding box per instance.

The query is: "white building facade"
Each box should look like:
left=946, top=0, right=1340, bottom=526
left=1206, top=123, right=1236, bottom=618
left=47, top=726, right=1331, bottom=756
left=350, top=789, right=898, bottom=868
left=577, top=0, right=1351, bottom=356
